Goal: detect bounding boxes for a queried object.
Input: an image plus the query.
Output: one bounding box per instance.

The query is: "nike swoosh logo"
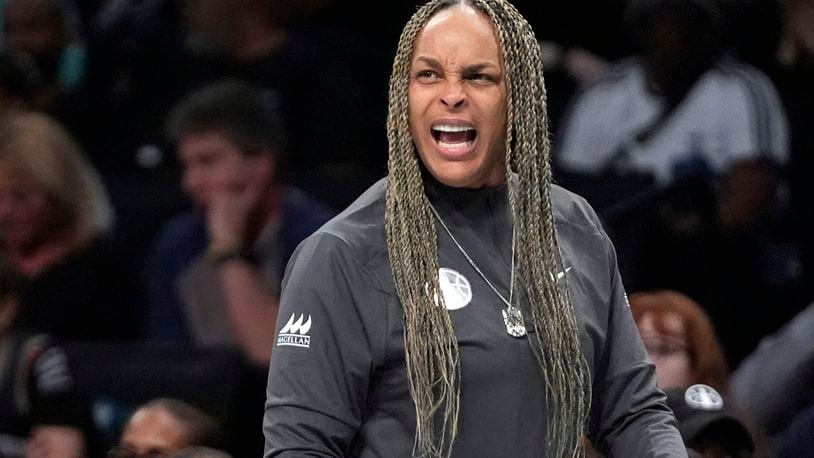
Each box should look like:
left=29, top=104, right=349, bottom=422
left=556, top=266, right=573, bottom=280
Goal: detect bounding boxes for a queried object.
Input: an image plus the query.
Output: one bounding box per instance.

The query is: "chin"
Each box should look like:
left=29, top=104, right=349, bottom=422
left=422, top=162, right=466, bottom=187
left=428, top=160, right=504, bottom=189
left=428, top=169, right=490, bottom=189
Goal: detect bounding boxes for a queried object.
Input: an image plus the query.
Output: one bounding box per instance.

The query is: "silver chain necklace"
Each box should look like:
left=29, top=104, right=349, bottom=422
left=429, top=203, right=527, bottom=337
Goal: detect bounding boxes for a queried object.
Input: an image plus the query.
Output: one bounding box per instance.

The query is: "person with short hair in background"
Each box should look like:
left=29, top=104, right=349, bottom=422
left=145, top=80, right=334, bottom=367
left=108, top=398, right=224, bottom=458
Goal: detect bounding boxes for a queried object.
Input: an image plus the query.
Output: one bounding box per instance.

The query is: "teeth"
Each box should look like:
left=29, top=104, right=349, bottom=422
left=433, top=124, right=475, bottom=133
left=438, top=140, right=473, bottom=148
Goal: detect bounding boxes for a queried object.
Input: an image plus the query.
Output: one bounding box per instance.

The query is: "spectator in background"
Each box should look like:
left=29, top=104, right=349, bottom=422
left=773, top=0, right=814, bottom=307
left=0, top=112, right=139, bottom=341
left=85, top=0, right=381, bottom=212
left=556, top=0, right=788, bottom=214
left=109, top=398, right=223, bottom=458
left=145, top=80, right=334, bottom=367
left=1, top=0, right=86, bottom=111
left=730, top=301, right=814, bottom=439
left=629, top=290, right=771, bottom=456
left=176, top=0, right=380, bottom=209
left=629, top=290, right=729, bottom=393
left=0, top=255, right=87, bottom=458
left=538, top=40, right=609, bottom=132
left=554, top=0, right=790, bottom=367
left=69, top=0, right=378, bottom=290
left=632, top=292, right=777, bottom=458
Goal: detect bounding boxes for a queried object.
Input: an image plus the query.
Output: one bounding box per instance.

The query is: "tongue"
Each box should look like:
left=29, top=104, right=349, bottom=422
left=439, top=131, right=471, bottom=143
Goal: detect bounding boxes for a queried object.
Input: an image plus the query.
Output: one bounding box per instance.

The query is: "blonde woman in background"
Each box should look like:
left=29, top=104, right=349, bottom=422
left=0, top=112, right=138, bottom=341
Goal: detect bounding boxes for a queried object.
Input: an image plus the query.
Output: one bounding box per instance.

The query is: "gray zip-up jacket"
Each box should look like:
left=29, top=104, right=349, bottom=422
left=264, top=178, right=687, bottom=457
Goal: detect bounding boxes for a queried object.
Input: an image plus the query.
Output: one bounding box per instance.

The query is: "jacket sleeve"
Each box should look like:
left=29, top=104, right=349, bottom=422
left=263, top=232, right=385, bottom=457
left=730, top=302, right=814, bottom=435
left=587, top=227, right=688, bottom=457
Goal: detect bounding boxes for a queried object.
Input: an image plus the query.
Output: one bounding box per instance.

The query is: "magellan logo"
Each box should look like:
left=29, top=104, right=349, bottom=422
left=277, top=313, right=312, bottom=348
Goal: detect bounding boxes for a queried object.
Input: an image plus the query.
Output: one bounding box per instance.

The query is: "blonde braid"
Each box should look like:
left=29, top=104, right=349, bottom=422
left=386, top=2, right=461, bottom=456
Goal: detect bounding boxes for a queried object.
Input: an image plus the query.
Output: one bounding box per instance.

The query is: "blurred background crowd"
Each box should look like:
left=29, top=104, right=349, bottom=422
left=0, top=0, right=812, bottom=456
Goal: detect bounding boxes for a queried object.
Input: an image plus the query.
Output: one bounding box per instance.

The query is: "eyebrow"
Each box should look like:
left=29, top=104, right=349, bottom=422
left=413, top=56, right=500, bottom=73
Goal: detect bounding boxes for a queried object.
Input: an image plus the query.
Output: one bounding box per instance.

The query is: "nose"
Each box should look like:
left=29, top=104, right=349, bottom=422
left=440, top=80, right=466, bottom=109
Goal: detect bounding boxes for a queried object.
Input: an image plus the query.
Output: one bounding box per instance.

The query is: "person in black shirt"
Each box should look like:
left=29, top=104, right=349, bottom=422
left=263, top=0, right=686, bottom=456
left=0, top=255, right=86, bottom=458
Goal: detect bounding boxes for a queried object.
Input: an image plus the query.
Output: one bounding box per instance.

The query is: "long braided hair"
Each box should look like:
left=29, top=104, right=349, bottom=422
left=384, top=0, right=592, bottom=456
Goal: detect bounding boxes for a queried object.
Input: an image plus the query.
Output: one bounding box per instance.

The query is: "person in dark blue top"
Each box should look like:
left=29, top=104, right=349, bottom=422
left=144, top=80, right=334, bottom=367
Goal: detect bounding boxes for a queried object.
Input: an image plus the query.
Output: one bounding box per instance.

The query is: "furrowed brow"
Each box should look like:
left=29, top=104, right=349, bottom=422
left=413, top=56, right=443, bottom=69
left=462, top=62, right=499, bottom=73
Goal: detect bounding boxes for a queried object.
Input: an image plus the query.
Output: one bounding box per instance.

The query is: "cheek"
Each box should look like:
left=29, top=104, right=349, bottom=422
left=208, top=166, right=239, bottom=189
left=184, top=164, right=240, bottom=194
left=14, top=197, right=50, bottom=226
left=407, top=85, right=434, bottom=130
left=407, top=95, right=424, bottom=142
left=1, top=200, right=52, bottom=243
left=477, top=97, right=507, bottom=145
left=220, top=160, right=251, bottom=189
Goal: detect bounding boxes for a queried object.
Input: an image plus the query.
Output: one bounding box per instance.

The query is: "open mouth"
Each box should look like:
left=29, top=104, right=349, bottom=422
left=431, top=123, right=477, bottom=148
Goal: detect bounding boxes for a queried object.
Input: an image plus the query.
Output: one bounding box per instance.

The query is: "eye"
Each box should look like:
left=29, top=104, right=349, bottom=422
left=466, top=72, right=498, bottom=84
left=463, top=70, right=501, bottom=86
left=414, top=69, right=440, bottom=82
